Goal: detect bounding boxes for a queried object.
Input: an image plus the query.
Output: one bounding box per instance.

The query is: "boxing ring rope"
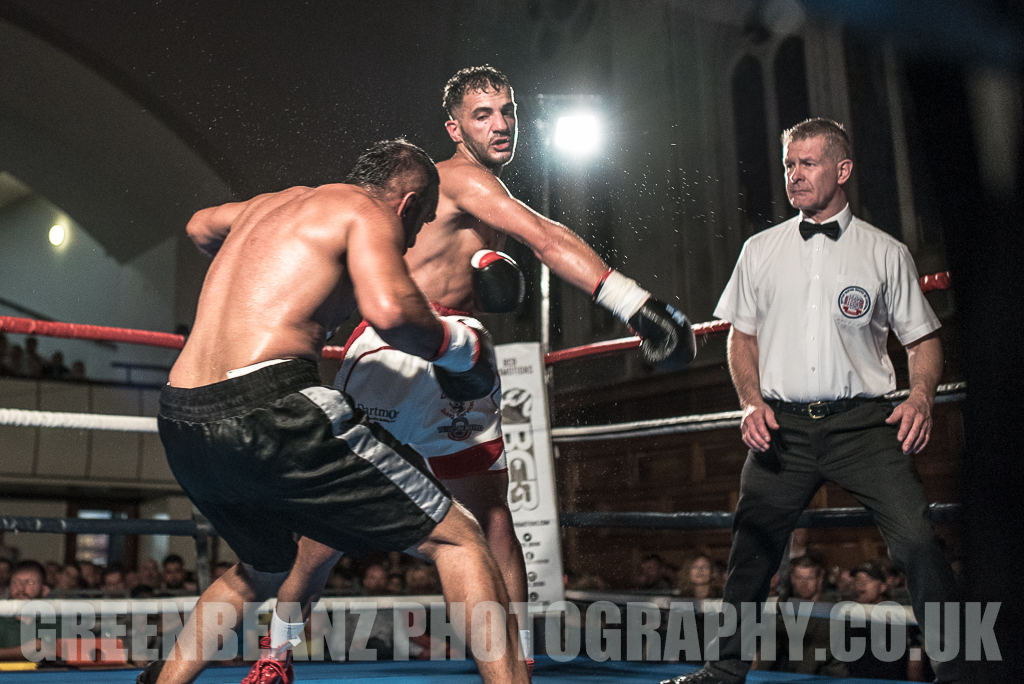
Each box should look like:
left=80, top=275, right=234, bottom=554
left=559, top=502, right=959, bottom=531
left=0, top=501, right=959, bottom=539
left=550, top=382, right=966, bottom=443
left=0, top=272, right=961, bottom=546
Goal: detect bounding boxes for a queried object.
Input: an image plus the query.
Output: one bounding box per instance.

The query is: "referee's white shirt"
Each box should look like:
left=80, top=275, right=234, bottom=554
left=714, top=204, right=940, bottom=403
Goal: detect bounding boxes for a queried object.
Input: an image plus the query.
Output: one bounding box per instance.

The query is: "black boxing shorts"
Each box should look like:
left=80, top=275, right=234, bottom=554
left=158, top=359, right=451, bottom=573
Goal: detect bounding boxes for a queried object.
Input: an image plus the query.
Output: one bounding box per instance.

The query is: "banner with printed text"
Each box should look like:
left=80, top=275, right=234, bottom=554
left=495, top=342, right=565, bottom=608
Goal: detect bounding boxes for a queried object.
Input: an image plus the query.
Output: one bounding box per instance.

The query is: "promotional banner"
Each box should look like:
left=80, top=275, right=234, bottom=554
left=495, top=342, right=565, bottom=608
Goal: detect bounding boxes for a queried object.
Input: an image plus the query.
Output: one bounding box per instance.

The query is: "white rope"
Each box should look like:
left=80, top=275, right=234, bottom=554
left=0, top=381, right=966, bottom=438
left=0, top=408, right=158, bottom=433
left=552, top=382, right=966, bottom=442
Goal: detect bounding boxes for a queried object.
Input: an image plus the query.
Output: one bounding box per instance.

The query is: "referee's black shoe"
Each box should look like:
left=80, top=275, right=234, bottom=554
left=660, top=666, right=744, bottom=684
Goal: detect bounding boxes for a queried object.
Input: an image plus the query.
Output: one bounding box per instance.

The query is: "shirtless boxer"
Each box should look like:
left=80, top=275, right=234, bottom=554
left=337, top=66, right=697, bottom=648
left=149, top=140, right=527, bottom=684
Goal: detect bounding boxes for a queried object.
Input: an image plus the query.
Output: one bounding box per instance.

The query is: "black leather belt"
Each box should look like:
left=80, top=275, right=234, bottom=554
left=766, top=397, right=887, bottom=420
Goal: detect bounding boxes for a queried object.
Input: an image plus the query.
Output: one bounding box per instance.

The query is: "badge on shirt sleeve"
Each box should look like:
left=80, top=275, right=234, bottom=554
left=838, top=286, right=871, bottom=318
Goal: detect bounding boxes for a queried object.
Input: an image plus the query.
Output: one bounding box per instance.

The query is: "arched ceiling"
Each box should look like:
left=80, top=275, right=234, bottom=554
left=0, top=18, right=233, bottom=263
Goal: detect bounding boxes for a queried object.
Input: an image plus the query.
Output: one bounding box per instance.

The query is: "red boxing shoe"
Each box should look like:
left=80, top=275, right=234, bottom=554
left=240, top=636, right=294, bottom=684
left=527, top=657, right=535, bottom=677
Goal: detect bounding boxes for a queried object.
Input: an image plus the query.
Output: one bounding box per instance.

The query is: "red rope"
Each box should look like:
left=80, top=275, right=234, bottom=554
left=322, top=345, right=345, bottom=360
left=919, top=270, right=951, bottom=294
left=0, top=316, right=185, bottom=349
left=0, top=271, right=953, bottom=367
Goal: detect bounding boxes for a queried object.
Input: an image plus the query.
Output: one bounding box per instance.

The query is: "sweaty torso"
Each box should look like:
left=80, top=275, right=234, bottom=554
left=403, top=156, right=505, bottom=313
left=170, top=185, right=363, bottom=388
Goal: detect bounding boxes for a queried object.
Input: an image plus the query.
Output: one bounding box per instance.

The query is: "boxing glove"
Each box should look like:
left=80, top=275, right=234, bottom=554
left=627, top=297, right=696, bottom=371
left=471, top=250, right=525, bottom=314
left=432, top=317, right=498, bottom=401
left=593, top=269, right=696, bottom=371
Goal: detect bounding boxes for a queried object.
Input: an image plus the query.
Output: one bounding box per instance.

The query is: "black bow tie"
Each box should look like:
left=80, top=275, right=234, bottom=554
left=799, top=220, right=841, bottom=241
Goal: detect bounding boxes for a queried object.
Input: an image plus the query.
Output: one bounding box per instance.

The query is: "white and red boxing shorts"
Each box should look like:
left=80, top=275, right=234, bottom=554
left=336, top=306, right=506, bottom=480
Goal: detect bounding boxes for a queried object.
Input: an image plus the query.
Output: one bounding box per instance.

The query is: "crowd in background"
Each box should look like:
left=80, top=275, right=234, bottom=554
left=1, top=540, right=957, bottom=678
left=0, top=550, right=443, bottom=603
left=0, top=333, right=86, bottom=381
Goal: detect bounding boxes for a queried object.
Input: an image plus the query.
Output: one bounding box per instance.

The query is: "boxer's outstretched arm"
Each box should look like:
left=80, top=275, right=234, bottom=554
left=186, top=200, right=250, bottom=259
left=453, top=164, right=696, bottom=370
left=450, top=166, right=609, bottom=292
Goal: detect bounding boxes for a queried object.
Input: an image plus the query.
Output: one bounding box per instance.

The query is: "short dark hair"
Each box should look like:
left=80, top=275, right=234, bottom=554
left=852, top=560, right=886, bottom=582
left=13, top=560, right=46, bottom=581
left=345, top=138, right=439, bottom=197
left=442, top=65, right=512, bottom=117
left=790, top=554, right=825, bottom=575
left=163, top=554, right=184, bottom=567
left=782, top=117, right=852, bottom=162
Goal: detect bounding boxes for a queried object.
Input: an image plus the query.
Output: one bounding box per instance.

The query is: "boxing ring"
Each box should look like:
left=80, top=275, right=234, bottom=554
left=0, top=271, right=962, bottom=682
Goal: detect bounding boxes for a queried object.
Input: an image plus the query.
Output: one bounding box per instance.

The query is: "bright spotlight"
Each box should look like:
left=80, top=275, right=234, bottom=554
left=49, top=224, right=66, bottom=246
left=554, top=114, right=599, bottom=155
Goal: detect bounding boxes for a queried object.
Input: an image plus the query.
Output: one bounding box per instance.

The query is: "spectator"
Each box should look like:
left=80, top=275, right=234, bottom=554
left=24, top=337, right=44, bottom=379
left=138, top=558, right=162, bottom=588
left=162, top=554, right=187, bottom=591
left=44, top=561, right=61, bottom=588
left=47, top=351, right=70, bottom=380
left=102, top=566, right=128, bottom=597
left=764, top=555, right=846, bottom=677
left=125, top=569, right=140, bottom=591
left=832, top=565, right=857, bottom=600
left=676, top=554, right=722, bottom=600
left=635, top=554, right=673, bottom=591
left=0, top=561, right=58, bottom=661
left=324, top=567, right=355, bottom=595
left=386, top=573, right=405, bottom=595
left=6, top=345, right=25, bottom=377
left=846, top=561, right=926, bottom=680
left=881, top=561, right=912, bottom=605
left=852, top=561, right=888, bottom=604
left=360, top=563, right=390, bottom=595
left=70, top=360, right=87, bottom=381
left=787, top=554, right=841, bottom=603
left=79, top=561, right=101, bottom=590
left=51, top=563, right=82, bottom=597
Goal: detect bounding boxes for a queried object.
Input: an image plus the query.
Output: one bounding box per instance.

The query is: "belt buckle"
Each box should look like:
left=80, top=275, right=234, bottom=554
left=807, top=401, right=829, bottom=419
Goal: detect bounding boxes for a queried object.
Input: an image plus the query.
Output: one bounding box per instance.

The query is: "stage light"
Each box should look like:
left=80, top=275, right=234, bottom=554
left=554, top=114, right=600, bottom=156
left=49, top=224, right=66, bottom=246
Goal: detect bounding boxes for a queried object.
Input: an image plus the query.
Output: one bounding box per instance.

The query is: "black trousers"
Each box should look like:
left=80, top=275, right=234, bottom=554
left=711, top=401, right=959, bottom=678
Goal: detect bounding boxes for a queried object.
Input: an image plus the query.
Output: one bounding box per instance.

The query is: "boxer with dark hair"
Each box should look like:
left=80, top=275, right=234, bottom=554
left=146, top=139, right=527, bottom=684
left=338, top=67, right=696, bottom=668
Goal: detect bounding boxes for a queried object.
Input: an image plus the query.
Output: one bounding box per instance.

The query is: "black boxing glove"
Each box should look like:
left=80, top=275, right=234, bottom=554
left=431, top=317, right=498, bottom=401
left=627, top=297, right=697, bottom=371
left=593, top=269, right=696, bottom=371
left=471, top=250, right=525, bottom=314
